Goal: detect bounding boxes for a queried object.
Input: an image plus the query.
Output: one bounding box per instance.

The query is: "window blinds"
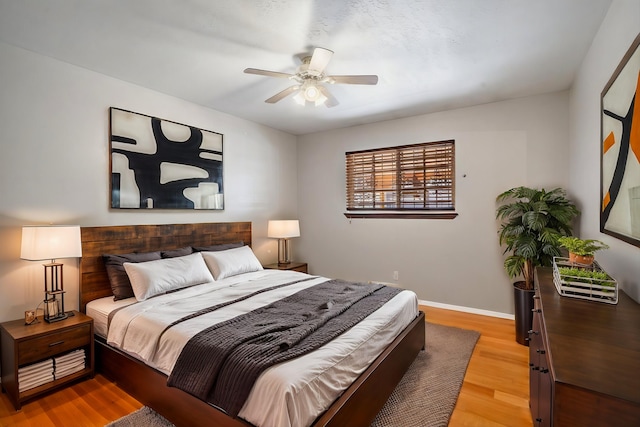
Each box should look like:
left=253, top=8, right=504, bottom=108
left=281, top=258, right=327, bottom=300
left=346, top=140, right=455, bottom=210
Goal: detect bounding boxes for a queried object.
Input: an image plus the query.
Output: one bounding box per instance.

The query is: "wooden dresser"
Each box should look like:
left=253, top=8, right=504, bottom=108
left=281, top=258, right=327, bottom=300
left=529, top=268, right=640, bottom=426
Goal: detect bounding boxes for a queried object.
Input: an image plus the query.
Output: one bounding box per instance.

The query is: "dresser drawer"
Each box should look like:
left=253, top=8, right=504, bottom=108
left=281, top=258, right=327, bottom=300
left=18, top=324, right=91, bottom=366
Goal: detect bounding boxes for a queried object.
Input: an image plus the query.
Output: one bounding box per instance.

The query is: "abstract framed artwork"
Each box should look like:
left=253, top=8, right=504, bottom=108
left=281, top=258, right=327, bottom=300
left=110, top=108, right=223, bottom=210
left=601, top=33, right=640, bottom=248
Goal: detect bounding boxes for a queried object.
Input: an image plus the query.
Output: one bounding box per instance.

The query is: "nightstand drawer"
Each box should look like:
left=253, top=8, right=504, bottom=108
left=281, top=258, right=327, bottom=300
left=18, top=324, right=91, bottom=366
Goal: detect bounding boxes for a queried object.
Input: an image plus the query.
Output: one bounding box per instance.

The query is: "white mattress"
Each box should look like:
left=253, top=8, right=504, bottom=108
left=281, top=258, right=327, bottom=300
left=86, top=270, right=418, bottom=427
left=87, top=295, right=136, bottom=338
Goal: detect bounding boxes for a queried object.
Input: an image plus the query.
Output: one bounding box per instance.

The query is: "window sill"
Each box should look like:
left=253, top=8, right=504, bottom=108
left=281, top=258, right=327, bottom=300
left=343, top=212, right=458, bottom=220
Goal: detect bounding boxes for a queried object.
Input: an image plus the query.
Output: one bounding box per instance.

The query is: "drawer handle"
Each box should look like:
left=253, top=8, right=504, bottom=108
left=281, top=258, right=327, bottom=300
left=48, top=340, right=65, bottom=347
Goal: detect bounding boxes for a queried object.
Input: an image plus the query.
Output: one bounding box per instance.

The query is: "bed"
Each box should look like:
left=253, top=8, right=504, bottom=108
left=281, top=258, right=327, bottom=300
left=79, top=222, right=425, bottom=427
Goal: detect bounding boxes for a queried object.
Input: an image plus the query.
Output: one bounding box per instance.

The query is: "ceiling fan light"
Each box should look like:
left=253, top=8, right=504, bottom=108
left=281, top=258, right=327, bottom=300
left=303, top=85, right=321, bottom=101
left=293, top=91, right=306, bottom=106
left=292, top=82, right=326, bottom=106
left=314, top=92, right=328, bottom=106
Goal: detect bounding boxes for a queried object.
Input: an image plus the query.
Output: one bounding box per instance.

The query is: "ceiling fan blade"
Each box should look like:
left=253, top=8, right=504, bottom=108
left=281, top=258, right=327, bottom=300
left=265, top=85, right=300, bottom=103
left=327, top=75, right=379, bottom=85
left=308, top=47, right=334, bottom=75
left=318, top=86, right=339, bottom=108
left=244, top=68, right=294, bottom=79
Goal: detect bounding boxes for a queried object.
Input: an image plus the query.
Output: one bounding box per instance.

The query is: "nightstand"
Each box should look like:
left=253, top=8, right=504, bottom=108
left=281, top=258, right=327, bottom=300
left=263, top=262, right=308, bottom=274
left=0, top=310, right=94, bottom=410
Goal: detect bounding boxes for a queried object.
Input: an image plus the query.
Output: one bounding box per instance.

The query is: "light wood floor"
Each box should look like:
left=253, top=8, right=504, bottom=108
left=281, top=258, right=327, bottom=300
left=0, top=306, right=532, bottom=427
left=425, top=306, right=532, bottom=427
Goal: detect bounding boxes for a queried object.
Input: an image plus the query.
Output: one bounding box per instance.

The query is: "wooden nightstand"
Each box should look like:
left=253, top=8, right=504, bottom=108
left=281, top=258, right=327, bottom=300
left=263, top=262, right=308, bottom=274
left=0, top=310, right=94, bottom=410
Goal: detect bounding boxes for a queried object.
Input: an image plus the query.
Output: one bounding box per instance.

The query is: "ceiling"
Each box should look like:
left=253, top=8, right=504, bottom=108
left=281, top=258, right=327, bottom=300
left=0, top=0, right=612, bottom=135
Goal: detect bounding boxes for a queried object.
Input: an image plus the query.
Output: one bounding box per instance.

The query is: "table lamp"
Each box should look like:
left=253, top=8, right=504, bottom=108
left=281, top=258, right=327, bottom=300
left=267, top=220, right=300, bottom=265
left=21, top=225, right=82, bottom=323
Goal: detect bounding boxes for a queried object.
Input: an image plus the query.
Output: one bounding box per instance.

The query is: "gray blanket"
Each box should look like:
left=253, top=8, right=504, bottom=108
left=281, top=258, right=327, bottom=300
left=167, top=279, right=401, bottom=417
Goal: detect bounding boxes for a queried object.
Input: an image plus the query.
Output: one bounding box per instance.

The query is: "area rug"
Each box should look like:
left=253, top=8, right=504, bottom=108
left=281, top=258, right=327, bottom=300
left=371, top=322, right=480, bottom=427
left=106, top=322, right=480, bottom=427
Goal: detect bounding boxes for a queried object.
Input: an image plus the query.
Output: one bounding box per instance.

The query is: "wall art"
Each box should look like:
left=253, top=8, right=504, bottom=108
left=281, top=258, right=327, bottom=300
left=110, top=107, right=223, bottom=210
left=601, top=33, right=640, bottom=247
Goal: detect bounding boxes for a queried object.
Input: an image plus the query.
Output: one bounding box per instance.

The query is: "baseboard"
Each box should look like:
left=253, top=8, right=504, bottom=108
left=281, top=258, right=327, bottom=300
left=418, top=299, right=514, bottom=320
left=369, top=281, right=515, bottom=320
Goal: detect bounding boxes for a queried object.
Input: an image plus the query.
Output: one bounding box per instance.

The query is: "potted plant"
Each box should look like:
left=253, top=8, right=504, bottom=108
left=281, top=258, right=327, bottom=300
left=496, top=186, right=579, bottom=345
left=557, top=236, right=609, bottom=265
left=557, top=267, right=614, bottom=289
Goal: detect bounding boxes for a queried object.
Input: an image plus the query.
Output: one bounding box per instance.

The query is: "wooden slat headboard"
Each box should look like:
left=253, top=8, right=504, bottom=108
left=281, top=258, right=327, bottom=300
left=79, top=222, right=252, bottom=312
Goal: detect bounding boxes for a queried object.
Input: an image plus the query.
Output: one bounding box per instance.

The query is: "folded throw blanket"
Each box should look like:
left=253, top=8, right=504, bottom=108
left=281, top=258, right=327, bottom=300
left=168, top=280, right=401, bottom=417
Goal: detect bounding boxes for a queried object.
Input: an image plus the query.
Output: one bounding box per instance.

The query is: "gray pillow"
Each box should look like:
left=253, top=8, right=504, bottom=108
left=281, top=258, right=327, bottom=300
left=103, top=251, right=162, bottom=300
left=161, top=247, right=193, bottom=258
left=192, top=242, right=244, bottom=252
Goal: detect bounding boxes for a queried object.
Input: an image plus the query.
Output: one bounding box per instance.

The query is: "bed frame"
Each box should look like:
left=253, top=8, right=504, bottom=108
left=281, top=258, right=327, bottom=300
left=79, top=222, right=425, bottom=427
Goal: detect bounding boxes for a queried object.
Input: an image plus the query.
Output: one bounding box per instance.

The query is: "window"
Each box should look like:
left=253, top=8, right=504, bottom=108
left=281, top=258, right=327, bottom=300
left=346, top=140, right=455, bottom=215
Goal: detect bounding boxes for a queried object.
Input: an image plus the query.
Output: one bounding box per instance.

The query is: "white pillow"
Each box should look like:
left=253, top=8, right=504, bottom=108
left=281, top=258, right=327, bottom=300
left=124, top=252, right=214, bottom=301
left=201, top=245, right=263, bottom=280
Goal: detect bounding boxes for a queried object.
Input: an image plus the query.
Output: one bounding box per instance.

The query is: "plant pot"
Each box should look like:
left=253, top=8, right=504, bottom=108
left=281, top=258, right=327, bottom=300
left=569, top=252, right=594, bottom=265
left=513, top=281, right=535, bottom=346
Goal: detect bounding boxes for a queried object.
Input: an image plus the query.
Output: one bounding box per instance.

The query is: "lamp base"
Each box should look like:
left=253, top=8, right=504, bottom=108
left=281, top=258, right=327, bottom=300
left=277, top=238, right=293, bottom=264
left=45, top=312, right=69, bottom=323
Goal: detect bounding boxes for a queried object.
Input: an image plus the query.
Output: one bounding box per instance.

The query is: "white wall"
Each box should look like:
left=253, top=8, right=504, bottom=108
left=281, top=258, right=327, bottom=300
left=569, top=0, right=640, bottom=302
left=0, top=42, right=298, bottom=322
left=297, top=92, right=570, bottom=315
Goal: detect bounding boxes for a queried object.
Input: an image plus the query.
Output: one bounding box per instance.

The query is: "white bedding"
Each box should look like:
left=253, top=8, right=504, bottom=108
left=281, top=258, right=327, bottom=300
left=86, top=269, right=418, bottom=427
left=87, top=295, right=136, bottom=338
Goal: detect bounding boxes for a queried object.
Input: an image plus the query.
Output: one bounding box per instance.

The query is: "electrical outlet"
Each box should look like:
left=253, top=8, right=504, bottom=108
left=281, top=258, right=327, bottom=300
left=393, top=270, right=399, bottom=281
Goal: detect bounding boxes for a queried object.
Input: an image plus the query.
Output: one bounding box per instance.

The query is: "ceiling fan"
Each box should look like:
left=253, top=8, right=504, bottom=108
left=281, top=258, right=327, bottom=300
left=244, top=47, right=378, bottom=107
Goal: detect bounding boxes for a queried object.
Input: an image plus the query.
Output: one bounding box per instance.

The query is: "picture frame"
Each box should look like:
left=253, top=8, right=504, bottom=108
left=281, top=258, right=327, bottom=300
left=110, top=107, right=224, bottom=210
left=600, top=33, right=640, bottom=248
left=24, top=310, right=36, bottom=325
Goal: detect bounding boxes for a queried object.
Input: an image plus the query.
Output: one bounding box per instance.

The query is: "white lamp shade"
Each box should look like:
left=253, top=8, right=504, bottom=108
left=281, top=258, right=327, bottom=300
left=21, top=225, right=82, bottom=261
left=267, top=220, right=300, bottom=239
